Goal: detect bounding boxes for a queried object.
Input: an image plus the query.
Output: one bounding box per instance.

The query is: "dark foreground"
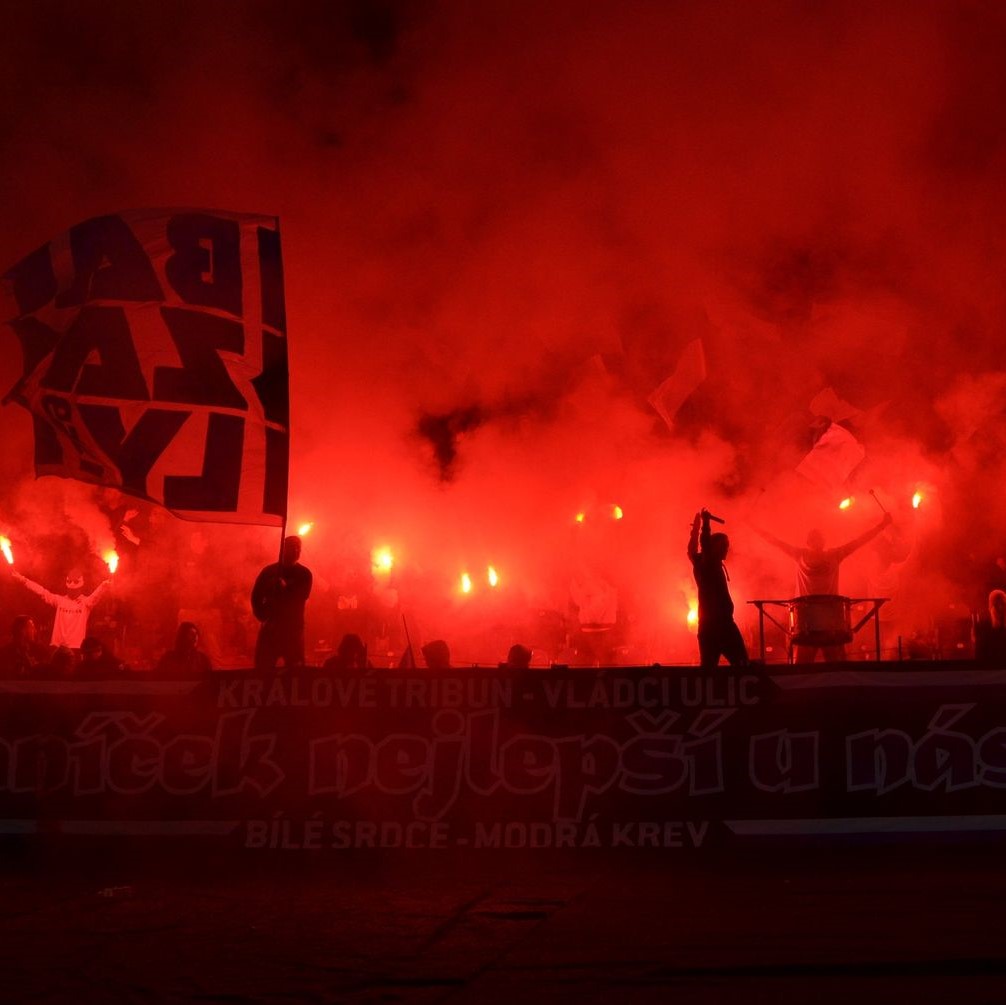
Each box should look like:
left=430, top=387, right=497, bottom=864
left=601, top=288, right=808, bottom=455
left=3, top=842, right=1005, bottom=1003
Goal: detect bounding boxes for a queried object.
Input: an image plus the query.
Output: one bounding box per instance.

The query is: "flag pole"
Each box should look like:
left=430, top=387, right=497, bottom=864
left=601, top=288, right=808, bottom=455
left=402, top=614, right=416, bottom=667
left=274, top=212, right=288, bottom=568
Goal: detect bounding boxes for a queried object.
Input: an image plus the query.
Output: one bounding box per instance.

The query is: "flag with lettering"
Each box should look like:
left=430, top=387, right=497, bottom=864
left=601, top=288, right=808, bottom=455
left=0, top=209, right=289, bottom=525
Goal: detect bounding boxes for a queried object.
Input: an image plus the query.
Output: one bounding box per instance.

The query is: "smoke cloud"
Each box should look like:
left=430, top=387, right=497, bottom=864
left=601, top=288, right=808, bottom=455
left=2, top=0, right=1005, bottom=664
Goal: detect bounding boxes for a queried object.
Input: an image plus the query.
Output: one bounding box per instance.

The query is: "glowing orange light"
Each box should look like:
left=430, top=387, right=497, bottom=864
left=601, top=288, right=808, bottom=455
left=103, top=550, right=119, bottom=575
left=0, top=536, right=12, bottom=565
left=296, top=522, right=314, bottom=537
left=838, top=497, right=853, bottom=510
left=912, top=492, right=923, bottom=509
left=487, top=565, right=499, bottom=587
left=460, top=572, right=473, bottom=594
left=686, top=602, right=699, bottom=629
left=612, top=504, right=623, bottom=520
left=575, top=512, right=585, bottom=524
left=371, top=546, right=394, bottom=573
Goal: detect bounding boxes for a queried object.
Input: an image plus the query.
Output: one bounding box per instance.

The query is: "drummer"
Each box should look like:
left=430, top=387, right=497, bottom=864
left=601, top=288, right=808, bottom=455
left=754, top=512, right=892, bottom=661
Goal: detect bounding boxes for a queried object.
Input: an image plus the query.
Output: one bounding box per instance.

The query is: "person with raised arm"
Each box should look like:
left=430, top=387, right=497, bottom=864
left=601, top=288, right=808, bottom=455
left=753, top=512, right=891, bottom=660
left=11, top=567, right=110, bottom=650
left=688, top=509, right=749, bottom=669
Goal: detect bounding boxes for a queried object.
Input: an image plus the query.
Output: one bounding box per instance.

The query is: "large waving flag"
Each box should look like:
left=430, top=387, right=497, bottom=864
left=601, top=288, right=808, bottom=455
left=1, top=209, right=288, bottom=525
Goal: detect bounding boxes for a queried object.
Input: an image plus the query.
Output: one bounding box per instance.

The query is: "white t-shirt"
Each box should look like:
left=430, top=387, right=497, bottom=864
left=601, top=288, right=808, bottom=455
left=17, top=576, right=108, bottom=648
left=796, top=550, right=843, bottom=596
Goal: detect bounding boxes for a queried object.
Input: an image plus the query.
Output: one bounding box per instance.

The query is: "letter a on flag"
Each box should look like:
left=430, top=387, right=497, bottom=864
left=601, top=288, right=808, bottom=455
left=0, top=209, right=289, bottom=525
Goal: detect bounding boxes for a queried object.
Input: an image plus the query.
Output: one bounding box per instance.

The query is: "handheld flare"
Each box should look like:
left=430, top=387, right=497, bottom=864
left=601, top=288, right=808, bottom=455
left=371, top=546, right=394, bottom=574
left=0, top=536, right=13, bottom=565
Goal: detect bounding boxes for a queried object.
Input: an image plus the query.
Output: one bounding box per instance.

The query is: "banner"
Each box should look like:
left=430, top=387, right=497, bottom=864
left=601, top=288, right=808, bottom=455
left=1, top=209, right=288, bottom=524
left=2, top=666, right=1006, bottom=849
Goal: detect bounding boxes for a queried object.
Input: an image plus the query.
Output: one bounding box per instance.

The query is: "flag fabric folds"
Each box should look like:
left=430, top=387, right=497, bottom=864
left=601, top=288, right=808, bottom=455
left=647, top=339, right=707, bottom=432
left=795, top=421, right=865, bottom=490
left=1, top=209, right=289, bottom=525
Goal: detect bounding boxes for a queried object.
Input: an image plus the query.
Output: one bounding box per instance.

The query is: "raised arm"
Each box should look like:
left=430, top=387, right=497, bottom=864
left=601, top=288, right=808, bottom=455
left=84, top=579, right=111, bottom=609
left=11, top=570, right=58, bottom=607
left=835, top=513, right=892, bottom=561
left=751, top=524, right=802, bottom=560
left=687, top=512, right=702, bottom=560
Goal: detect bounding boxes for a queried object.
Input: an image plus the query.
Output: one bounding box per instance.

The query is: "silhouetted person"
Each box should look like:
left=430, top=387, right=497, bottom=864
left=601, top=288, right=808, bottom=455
left=78, top=636, right=126, bottom=678
left=0, top=616, right=44, bottom=678
left=688, top=509, right=748, bottom=669
left=46, top=645, right=79, bottom=679
left=252, top=536, right=313, bottom=671
left=11, top=567, right=110, bottom=649
left=974, top=590, right=1006, bottom=665
left=504, top=643, right=533, bottom=670
left=754, top=513, right=891, bottom=660
left=323, top=633, right=371, bottom=672
left=156, top=622, right=213, bottom=677
left=422, top=639, right=451, bottom=670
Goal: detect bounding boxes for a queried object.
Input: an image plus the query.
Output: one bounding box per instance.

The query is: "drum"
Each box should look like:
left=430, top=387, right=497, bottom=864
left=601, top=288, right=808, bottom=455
left=789, top=595, right=853, bottom=647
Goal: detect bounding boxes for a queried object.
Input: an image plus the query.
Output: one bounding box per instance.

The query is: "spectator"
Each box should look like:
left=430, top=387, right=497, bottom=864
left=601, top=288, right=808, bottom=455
left=156, top=622, right=213, bottom=677
left=78, top=636, right=127, bottom=678
left=251, top=536, right=313, bottom=671
left=975, top=590, right=1006, bottom=665
left=46, top=646, right=79, bottom=678
left=0, top=616, right=44, bottom=678
left=504, top=644, right=533, bottom=670
left=323, top=633, right=371, bottom=672
left=11, top=568, right=110, bottom=649
left=421, top=639, right=451, bottom=670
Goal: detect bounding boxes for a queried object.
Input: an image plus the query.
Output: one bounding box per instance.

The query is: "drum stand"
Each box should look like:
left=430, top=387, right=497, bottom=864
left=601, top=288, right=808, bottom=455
left=748, top=598, right=889, bottom=663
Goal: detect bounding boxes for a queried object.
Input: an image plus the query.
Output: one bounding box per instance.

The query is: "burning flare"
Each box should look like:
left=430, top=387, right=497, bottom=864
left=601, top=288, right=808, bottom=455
left=460, top=572, right=473, bottom=594
left=838, top=497, right=854, bottom=510
left=611, top=504, right=623, bottom=520
left=296, top=521, right=314, bottom=537
left=574, top=512, right=585, bottom=524
left=103, top=550, right=119, bottom=575
left=487, top=565, right=499, bottom=588
left=912, top=491, right=923, bottom=509
left=371, top=546, right=394, bottom=573
left=686, top=601, right=699, bottom=629
left=0, top=536, right=13, bottom=565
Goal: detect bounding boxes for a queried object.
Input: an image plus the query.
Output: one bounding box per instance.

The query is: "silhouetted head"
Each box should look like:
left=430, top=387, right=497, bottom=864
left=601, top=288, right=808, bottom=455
left=10, top=615, right=36, bottom=646
left=505, top=644, right=532, bottom=670
left=65, top=569, right=84, bottom=596
left=806, top=529, right=826, bottom=551
left=422, top=639, right=451, bottom=670
left=175, top=622, right=200, bottom=653
left=707, top=532, right=729, bottom=562
left=335, top=633, right=367, bottom=669
left=281, top=536, right=302, bottom=566
left=50, top=646, right=78, bottom=675
left=990, top=590, right=1006, bottom=628
left=80, top=637, right=104, bottom=664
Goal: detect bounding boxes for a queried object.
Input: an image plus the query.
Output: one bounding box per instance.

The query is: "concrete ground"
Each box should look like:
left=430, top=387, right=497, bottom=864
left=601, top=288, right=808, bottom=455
left=2, top=842, right=1005, bottom=1003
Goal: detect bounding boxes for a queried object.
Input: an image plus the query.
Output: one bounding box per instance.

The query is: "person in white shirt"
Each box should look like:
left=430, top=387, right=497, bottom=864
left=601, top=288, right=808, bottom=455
left=11, top=568, right=110, bottom=649
left=754, top=513, right=891, bottom=661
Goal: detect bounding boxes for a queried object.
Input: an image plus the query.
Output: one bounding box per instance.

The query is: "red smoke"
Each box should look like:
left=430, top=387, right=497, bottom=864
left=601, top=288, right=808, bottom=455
left=2, top=1, right=1006, bottom=663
